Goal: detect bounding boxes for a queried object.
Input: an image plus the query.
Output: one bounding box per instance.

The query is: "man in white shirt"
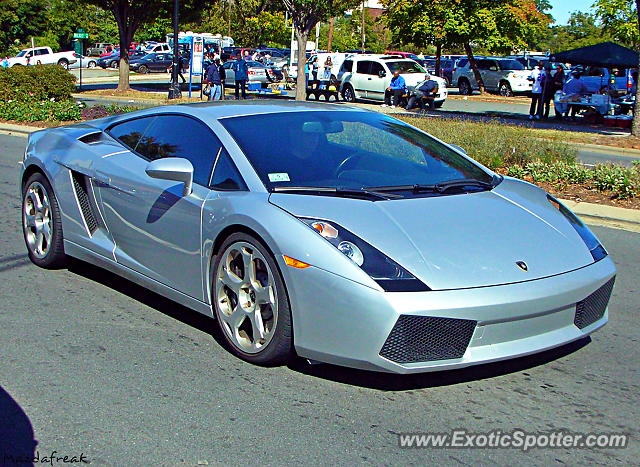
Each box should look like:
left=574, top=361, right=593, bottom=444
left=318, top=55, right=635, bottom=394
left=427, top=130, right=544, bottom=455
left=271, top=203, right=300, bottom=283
left=528, top=65, right=543, bottom=120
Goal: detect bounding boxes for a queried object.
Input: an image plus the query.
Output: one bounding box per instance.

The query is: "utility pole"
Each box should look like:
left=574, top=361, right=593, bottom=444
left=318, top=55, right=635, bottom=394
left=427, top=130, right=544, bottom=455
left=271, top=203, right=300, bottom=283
left=227, top=0, right=232, bottom=38
left=361, top=0, right=366, bottom=53
left=168, top=0, right=182, bottom=99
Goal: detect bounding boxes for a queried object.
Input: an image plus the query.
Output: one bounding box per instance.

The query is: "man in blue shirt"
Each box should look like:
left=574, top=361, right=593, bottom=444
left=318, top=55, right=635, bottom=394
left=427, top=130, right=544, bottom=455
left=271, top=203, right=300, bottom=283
left=233, top=51, right=249, bottom=99
left=562, top=72, right=588, bottom=120
left=382, top=70, right=406, bottom=108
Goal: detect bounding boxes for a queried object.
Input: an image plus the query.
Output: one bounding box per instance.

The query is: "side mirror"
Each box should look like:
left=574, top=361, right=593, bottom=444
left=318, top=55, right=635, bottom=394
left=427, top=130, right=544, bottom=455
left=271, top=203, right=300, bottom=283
left=145, top=157, right=194, bottom=196
left=378, top=70, right=386, bottom=78
left=449, top=144, right=467, bottom=155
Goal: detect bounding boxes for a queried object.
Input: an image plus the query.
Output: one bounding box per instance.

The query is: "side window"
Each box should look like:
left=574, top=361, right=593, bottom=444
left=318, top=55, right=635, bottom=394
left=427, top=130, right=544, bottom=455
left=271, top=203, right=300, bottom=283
left=340, top=60, right=353, bottom=73
left=356, top=61, right=370, bottom=74
left=135, top=115, right=221, bottom=187
left=210, top=149, right=247, bottom=190
left=109, top=116, right=155, bottom=153
left=476, top=60, right=490, bottom=70
left=370, top=62, right=384, bottom=76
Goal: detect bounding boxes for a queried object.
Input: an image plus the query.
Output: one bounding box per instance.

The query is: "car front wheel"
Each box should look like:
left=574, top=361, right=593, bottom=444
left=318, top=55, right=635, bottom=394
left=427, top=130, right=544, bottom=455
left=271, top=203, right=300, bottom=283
left=458, top=79, right=472, bottom=95
left=342, top=83, right=356, bottom=102
left=499, top=81, right=513, bottom=97
left=22, top=173, right=66, bottom=268
left=213, top=233, right=293, bottom=365
left=88, top=61, right=96, bottom=68
left=138, top=65, right=148, bottom=74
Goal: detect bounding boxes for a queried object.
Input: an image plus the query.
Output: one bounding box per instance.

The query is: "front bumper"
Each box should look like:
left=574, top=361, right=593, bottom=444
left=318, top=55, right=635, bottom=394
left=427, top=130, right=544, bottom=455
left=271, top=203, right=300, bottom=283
left=287, top=256, right=616, bottom=374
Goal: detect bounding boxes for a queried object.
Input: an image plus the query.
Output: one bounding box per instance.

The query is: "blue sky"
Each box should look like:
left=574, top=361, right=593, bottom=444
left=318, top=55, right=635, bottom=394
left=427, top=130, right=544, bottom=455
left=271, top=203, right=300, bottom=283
left=550, top=0, right=594, bottom=25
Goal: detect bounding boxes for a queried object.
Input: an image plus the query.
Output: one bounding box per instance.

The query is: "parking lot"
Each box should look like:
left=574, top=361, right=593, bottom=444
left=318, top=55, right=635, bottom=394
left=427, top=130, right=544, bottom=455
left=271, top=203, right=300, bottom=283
left=1, top=131, right=639, bottom=465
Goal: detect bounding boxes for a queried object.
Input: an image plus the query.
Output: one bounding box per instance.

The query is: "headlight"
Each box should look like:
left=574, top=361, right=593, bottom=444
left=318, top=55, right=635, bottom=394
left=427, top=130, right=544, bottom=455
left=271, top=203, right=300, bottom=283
left=547, top=195, right=607, bottom=261
left=300, top=218, right=431, bottom=292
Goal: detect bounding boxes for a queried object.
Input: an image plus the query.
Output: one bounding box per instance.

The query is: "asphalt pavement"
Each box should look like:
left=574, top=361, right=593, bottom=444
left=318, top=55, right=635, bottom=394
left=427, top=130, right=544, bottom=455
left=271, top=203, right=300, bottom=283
left=1, top=132, right=639, bottom=466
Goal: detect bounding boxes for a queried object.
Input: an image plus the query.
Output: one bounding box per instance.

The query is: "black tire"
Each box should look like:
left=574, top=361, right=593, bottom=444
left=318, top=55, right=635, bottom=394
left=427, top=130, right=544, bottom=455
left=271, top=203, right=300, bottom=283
left=109, top=60, right=118, bottom=69
left=57, top=59, right=69, bottom=70
left=342, top=83, right=356, bottom=102
left=138, top=65, right=148, bottom=74
left=21, top=172, right=66, bottom=269
left=458, top=78, right=472, bottom=95
left=434, top=101, right=444, bottom=108
left=212, top=232, right=293, bottom=365
left=88, top=61, right=96, bottom=68
left=499, top=81, right=513, bottom=97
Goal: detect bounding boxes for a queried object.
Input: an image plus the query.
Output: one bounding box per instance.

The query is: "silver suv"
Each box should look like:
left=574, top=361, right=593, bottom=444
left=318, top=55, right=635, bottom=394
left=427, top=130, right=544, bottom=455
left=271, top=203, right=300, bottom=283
left=452, top=57, right=532, bottom=96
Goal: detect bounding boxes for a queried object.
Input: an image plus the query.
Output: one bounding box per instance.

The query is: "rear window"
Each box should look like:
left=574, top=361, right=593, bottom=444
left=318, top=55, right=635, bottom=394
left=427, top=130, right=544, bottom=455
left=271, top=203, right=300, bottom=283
left=456, top=59, right=468, bottom=68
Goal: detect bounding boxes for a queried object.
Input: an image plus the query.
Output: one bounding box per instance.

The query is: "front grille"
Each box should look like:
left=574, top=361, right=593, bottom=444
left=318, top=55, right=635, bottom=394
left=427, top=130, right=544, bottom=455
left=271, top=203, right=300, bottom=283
left=379, top=315, right=476, bottom=364
left=574, top=277, right=615, bottom=329
left=71, top=172, right=98, bottom=235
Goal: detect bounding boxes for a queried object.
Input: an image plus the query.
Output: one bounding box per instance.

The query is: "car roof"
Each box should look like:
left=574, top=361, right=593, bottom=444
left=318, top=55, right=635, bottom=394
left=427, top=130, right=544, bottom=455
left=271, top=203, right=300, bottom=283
left=95, top=101, right=368, bottom=129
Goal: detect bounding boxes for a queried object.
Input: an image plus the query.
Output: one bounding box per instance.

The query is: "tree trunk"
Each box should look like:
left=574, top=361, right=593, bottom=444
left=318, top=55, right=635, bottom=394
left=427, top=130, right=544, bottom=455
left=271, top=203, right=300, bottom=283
left=113, top=8, right=132, bottom=92
left=434, top=43, right=442, bottom=77
left=327, top=17, right=335, bottom=53
left=295, top=30, right=309, bottom=101
left=632, top=0, right=640, bottom=136
left=464, top=42, right=484, bottom=94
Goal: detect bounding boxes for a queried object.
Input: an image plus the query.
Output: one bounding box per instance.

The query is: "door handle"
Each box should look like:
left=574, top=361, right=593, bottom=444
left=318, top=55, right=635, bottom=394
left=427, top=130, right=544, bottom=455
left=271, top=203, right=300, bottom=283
left=368, top=77, right=372, bottom=80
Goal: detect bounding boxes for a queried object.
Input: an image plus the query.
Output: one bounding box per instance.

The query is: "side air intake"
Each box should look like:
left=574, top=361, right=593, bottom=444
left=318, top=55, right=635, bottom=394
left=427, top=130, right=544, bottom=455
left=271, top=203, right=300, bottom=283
left=71, top=171, right=99, bottom=235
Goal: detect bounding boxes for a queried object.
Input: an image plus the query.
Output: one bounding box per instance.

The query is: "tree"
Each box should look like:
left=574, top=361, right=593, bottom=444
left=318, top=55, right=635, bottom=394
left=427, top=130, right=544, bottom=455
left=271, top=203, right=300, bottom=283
left=593, top=0, right=639, bottom=47
left=283, top=0, right=361, bottom=100
left=81, top=0, right=206, bottom=91
left=318, top=10, right=390, bottom=53
left=382, top=0, right=550, bottom=93
left=0, top=0, right=48, bottom=55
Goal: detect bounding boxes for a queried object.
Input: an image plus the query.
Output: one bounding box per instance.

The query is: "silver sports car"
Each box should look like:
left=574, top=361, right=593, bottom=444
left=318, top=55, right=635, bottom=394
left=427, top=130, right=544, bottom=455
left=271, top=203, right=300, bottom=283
left=19, top=102, right=616, bottom=373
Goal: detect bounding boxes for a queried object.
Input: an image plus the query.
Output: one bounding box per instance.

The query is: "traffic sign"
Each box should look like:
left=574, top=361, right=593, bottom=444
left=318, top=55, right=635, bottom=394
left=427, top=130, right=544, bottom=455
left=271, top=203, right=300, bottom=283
left=73, top=32, right=89, bottom=39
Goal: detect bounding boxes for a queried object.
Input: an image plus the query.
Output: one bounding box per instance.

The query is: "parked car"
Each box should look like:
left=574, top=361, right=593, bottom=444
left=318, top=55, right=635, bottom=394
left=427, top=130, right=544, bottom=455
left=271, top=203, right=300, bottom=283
left=385, top=51, right=421, bottom=61
left=97, top=51, right=146, bottom=69
left=287, top=52, right=353, bottom=80
left=68, top=55, right=98, bottom=69
left=222, top=60, right=270, bottom=86
left=86, top=43, right=115, bottom=57
left=129, top=53, right=174, bottom=73
left=7, top=47, right=77, bottom=69
left=19, top=102, right=615, bottom=372
left=145, top=43, right=171, bottom=54
left=339, top=54, right=447, bottom=106
left=571, top=65, right=632, bottom=94
left=453, top=57, right=532, bottom=96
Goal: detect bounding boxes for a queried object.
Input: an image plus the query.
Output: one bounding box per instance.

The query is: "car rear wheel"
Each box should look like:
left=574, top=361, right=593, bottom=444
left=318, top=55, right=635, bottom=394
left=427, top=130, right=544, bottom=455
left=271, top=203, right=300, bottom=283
left=22, top=173, right=66, bottom=268
left=342, top=83, right=356, bottom=102
left=138, top=65, right=149, bottom=74
left=499, top=81, right=513, bottom=97
left=213, top=233, right=293, bottom=365
left=458, top=78, right=472, bottom=95
left=57, top=59, right=69, bottom=70
left=88, top=61, right=96, bottom=68
left=434, top=101, right=444, bottom=108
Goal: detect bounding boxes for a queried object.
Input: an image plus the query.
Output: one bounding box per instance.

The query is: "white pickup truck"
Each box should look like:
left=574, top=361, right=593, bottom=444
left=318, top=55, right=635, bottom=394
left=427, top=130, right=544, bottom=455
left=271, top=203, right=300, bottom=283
left=7, top=47, right=78, bottom=69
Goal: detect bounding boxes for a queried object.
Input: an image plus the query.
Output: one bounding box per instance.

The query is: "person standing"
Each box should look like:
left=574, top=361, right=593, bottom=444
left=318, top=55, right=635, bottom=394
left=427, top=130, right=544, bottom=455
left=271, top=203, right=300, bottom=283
left=310, top=56, right=319, bottom=89
left=218, top=58, right=226, bottom=100
left=550, top=65, right=566, bottom=119
left=528, top=65, right=543, bottom=120
left=382, top=70, right=406, bottom=108
left=233, top=51, right=249, bottom=99
left=204, top=55, right=222, bottom=101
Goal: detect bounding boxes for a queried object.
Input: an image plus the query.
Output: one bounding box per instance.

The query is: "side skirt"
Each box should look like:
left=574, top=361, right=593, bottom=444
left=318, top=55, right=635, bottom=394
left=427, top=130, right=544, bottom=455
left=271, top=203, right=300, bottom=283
left=64, top=240, right=214, bottom=318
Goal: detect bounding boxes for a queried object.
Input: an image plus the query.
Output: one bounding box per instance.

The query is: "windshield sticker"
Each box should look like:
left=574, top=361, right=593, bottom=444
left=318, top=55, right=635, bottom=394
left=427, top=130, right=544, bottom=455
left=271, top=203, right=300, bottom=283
left=268, top=173, right=290, bottom=183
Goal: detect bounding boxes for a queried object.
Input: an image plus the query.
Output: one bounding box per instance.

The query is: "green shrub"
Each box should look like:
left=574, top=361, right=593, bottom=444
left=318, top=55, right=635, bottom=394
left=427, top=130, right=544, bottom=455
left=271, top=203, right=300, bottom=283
left=0, top=64, right=76, bottom=103
left=0, top=99, right=83, bottom=122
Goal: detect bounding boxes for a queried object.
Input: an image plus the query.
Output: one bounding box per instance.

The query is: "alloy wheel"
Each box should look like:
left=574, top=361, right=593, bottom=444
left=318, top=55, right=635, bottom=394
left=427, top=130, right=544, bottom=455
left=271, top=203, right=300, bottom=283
left=23, top=181, right=53, bottom=259
left=215, top=241, right=278, bottom=354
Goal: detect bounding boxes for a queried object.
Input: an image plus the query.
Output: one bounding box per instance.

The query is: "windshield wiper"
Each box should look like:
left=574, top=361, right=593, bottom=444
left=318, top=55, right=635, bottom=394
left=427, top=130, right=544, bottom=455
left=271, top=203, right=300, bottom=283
left=271, top=186, right=399, bottom=201
left=365, top=179, right=494, bottom=194
left=434, top=178, right=493, bottom=192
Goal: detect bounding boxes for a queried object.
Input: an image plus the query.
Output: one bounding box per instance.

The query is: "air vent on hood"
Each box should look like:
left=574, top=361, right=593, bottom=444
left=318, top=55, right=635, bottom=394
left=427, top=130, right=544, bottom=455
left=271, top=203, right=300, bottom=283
left=78, top=131, right=104, bottom=145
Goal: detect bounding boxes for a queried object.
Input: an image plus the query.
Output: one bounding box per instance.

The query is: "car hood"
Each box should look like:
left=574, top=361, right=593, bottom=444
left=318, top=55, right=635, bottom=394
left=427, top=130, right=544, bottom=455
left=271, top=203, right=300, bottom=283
left=269, top=180, right=595, bottom=290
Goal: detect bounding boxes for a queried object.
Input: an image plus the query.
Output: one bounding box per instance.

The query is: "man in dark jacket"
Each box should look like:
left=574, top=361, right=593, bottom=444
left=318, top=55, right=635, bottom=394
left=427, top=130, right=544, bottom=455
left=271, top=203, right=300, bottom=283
left=204, top=54, right=222, bottom=100
left=406, top=73, right=439, bottom=110
left=218, top=59, right=226, bottom=100
left=233, top=51, right=249, bottom=99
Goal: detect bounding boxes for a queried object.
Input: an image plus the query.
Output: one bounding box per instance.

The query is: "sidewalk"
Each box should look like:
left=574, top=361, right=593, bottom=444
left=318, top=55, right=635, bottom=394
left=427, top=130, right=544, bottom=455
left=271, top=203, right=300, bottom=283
left=1, top=120, right=638, bottom=232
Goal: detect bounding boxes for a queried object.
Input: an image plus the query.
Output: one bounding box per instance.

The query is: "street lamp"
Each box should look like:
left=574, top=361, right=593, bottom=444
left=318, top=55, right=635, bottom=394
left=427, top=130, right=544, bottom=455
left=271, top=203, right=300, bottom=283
left=168, top=0, right=182, bottom=99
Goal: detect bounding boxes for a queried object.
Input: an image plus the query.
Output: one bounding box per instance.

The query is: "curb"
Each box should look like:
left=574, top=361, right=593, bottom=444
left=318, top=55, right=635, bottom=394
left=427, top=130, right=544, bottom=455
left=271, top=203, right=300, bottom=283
left=1, top=121, right=638, bottom=232
left=570, top=142, right=640, bottom=157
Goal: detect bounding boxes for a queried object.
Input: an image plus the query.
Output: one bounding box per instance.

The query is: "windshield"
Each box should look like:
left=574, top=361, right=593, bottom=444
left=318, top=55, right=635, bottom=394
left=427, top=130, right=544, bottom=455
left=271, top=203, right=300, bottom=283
left=221, top=111, right=493, bottom=195
left=386, top=61, right=426, bottom=74
left=498, top=60, right=525, bottom=70
left=17, top=50, right=28, bottom=57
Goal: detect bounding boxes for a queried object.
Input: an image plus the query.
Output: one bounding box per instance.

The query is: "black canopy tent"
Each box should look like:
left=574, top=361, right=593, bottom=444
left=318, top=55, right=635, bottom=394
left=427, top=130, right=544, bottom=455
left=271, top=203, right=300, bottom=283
left=550, top=42, right=638, bottom=69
